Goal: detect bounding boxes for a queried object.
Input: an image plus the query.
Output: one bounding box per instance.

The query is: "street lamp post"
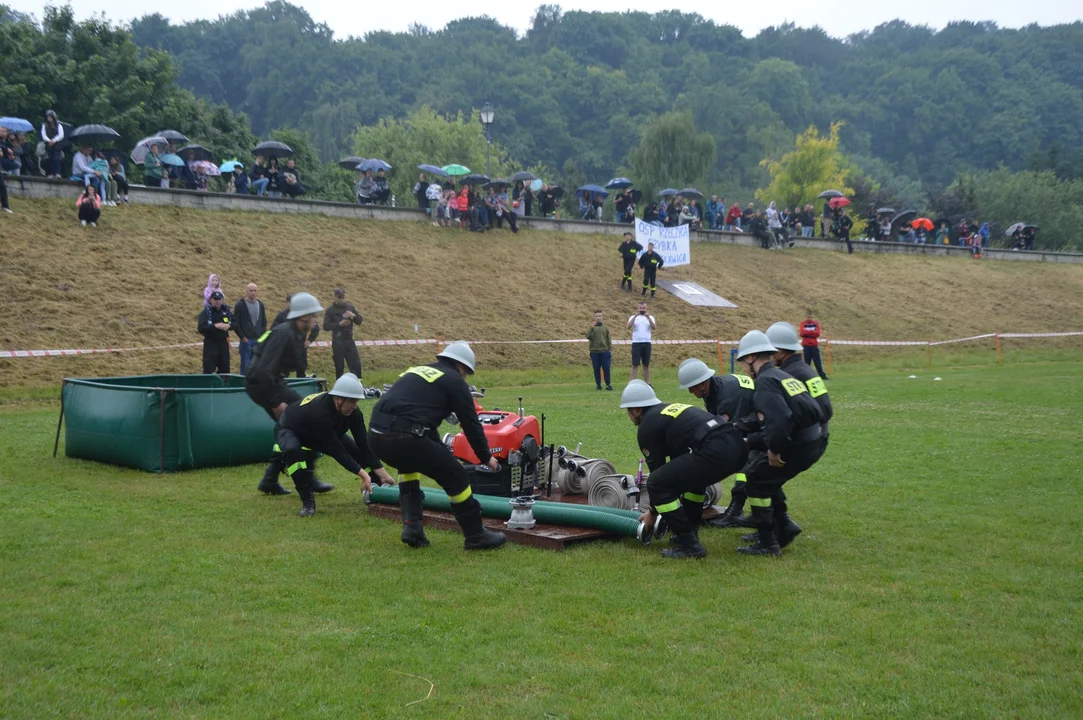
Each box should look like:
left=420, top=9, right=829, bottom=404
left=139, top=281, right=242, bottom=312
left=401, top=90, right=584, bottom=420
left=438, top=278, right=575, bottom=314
left=480, top=102, right=494, bottom=177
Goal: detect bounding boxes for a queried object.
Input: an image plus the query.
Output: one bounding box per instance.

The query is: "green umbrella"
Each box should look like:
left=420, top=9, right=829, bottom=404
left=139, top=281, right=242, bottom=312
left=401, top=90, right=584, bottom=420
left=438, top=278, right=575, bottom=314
left=442, top=164, right=471, bottom=177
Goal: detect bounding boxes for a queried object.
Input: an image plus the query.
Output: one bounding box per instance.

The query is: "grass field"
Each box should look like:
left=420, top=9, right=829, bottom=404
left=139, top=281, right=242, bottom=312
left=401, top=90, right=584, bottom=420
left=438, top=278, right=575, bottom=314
left=2, top=360, right=1082, bottom=718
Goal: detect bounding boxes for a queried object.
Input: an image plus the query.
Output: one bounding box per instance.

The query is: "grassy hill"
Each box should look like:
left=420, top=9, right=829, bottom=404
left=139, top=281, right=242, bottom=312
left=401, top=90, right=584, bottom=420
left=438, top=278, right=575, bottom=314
left=2, top=198, right=1082, bottom=388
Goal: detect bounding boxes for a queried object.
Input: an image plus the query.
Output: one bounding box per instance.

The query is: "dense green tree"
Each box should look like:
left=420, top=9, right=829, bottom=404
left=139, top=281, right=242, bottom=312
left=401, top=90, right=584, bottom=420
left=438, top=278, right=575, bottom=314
left=629, top=112, right=716, bottom=198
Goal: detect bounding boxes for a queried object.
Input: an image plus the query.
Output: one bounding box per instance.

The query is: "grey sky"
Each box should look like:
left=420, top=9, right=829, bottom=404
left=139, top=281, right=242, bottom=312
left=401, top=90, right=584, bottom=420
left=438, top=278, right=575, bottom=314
left=10, top=0, right=1081, bottom=39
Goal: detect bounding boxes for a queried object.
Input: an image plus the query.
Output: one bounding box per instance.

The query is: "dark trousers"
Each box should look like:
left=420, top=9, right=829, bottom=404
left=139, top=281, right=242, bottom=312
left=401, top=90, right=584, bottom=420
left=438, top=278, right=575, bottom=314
left=494, top=210, right=518, bottom=232
left=647, top=429, right=747, bottom=534
left=743, top=439, right=823, bottom=525
left=590, top=351, right=612, bottom=388
left=113, top=174, right=130, bottom=194
left=642, top=268, right=657, bottom=294
left=77, top=203, right=100, bottom=223
left=369, top=433, right=472, bottom=499
left=332, top=337, right=362, bottom=379
left=803, top=346, right=826, bottom=377
left=841, top=229, right=853, bottom=254
left=202, top=338, right=230, bottom=374
left=0, top=170, right=8, bottom=209
left=48, top=149, right=62, bottom=176
left=622, top=257, right=635, bottom=288
left=245, top=380, right=302, bottom=420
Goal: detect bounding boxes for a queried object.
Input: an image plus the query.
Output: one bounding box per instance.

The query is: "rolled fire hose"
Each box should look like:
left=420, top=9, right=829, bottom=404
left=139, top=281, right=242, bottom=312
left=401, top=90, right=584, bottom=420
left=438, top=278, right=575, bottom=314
left=704, top=482, right=723, bottom=508
left=575, top=458, right=617, bottom=495
left=368, top=485, right=646, bottom=538
left=587, top=473, right=635, bottom=510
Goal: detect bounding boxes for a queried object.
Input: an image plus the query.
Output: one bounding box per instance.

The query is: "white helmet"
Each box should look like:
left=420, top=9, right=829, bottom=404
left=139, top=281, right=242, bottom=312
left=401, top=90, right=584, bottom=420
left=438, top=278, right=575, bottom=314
left=286, top=292, right=323, bottom=319
left=766, top=322, right=802, bottom=352
left=620, top=379, right=661, bottom=408
left=678, top=358, right=715, bottom=389
left=735, top=330, right=777, bottom=361
left=437, top=341, right=476, bottom=374
left=329, top=373, right=364, bottom=399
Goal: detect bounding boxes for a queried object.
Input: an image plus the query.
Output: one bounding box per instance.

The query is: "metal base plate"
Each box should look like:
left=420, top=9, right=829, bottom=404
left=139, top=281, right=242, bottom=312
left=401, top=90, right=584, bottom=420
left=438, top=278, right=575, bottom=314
left=655, top=279, right=737, bottom=307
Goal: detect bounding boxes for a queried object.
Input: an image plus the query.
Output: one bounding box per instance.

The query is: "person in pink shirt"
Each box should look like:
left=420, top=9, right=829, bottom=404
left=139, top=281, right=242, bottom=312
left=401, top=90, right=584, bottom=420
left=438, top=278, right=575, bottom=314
left=76, top=185, right=101, bottom=227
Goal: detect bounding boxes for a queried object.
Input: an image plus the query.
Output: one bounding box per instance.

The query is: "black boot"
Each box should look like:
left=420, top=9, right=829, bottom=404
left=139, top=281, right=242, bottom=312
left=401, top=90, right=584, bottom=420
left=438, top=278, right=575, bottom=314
left=641, top=288, right=646, bottom=296
left=706, top=497, right=753, bottom=528
left=451, top=498, right=506, bottom=550
left=681, top=496, right=704, bottom=536
left=257, top=461, right=291, bottom=495
left=399, top=483, right=430, bottom=548
left=307, top=458, right=335, bottom=493
left=661, top=531, right=707, bottom=559
left=776, top=513, right=803, bottom=548
left=298, top=486, right=316, bottom=517
left=737, top=506, right=781, bottom=556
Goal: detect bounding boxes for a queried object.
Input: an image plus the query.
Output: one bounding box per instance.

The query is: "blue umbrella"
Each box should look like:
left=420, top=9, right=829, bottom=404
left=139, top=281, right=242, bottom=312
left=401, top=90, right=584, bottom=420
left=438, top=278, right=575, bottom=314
left=605, top=177, right=633, bottom=189
left=577, top=184, right=609, bottom=198
left=159, top=153, right=185, bottom=167
left=658, top=188, right=679, bottom=196
left=219, top=160, right=243, bottom=173
left=0, top=117, right=34, bottom=133
left=358, top=158, right=391, bottom=172
left=417, top=163, right=449, bottom=178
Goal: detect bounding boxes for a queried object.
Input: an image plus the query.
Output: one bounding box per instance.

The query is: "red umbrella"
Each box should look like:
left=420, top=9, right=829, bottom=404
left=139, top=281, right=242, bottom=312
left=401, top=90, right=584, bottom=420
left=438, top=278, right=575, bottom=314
left=828, top=196, right=851, bottom=209
left=911, top=217, right=934, bottom=231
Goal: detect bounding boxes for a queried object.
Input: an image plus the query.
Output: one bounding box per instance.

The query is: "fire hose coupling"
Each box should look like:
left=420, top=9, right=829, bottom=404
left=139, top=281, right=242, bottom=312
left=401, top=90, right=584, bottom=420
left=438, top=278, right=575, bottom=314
left=362, top=488, right=372, bottom=504
left=637, top=520, right=654, bottom=545
left=505, top=495, right=539, bottom=530
left=653, top=514, right=669, bottom=541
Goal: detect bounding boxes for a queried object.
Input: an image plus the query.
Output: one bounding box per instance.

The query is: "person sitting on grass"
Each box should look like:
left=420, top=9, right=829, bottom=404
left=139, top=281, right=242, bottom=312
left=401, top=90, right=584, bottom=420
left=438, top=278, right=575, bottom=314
left=76, top=185, right=101, bottom=227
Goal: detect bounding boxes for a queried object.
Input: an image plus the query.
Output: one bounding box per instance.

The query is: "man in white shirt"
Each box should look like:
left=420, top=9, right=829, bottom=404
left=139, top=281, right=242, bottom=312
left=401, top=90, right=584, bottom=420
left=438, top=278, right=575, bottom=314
left=627, top=301, right=657, bottom=384
left=71, top=144, right=104, bottom=198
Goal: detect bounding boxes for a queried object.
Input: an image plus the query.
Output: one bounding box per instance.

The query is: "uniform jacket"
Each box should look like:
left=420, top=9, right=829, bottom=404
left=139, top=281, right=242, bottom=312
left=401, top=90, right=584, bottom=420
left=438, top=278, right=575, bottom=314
left=198, top=303, right=234, bottom=342
left=323, top=302, right=362, bottom=340
left=638, top=251, right=664, bottom=271
left=779, top=354, right=832, bottom=431
left=636, top=402, right=729, bottom=472
left=743, top=365, right=824, bottom=454
left=619, top=239, right=643, bottom=261
left=246, top=322, right=308, bottom=383
left=280, top=392, right=382, bottom=475
left=703, top=374, right=756, bottom=422
left=370, top=358, right=491, bottom=464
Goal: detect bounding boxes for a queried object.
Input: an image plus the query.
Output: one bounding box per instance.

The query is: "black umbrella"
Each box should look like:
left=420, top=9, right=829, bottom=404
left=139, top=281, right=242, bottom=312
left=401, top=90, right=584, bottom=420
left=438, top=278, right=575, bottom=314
left=253, top=140, right=293, bottom=158
left=509, top=171, right=536, bottom=183
left=1023, top=224, right=1039, bottom=231
left=628, top=189, right=643, bottom=204
left=891, top=209, right=918, bottom=227
left=69, top=123, right=121, bottom=145
left=679, top=187, right=704, bottom=198
left=818, top=189, right=845, bottom=199
left=549, top=185, right=565, bottom=199
left=876, top=207, right=896, bottom=215
left=461, top=173, right=490, bottom=186
left=156, top=129, right=188, bottom=143
left=177, top=144, right=213, bottom=162
left=339, top=156, right=366, bottom=170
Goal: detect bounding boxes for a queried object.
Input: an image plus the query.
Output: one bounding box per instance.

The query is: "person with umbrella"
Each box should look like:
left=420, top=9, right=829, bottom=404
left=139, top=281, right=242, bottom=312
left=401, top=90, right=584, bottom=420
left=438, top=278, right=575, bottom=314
left=265, top=156, right=284, bottom=196
left=71, top=143, right=105, bottom=199
left=414, top=173, right=430, bottom=212
left=356, top=170, right=375, bottom=204
left=579, top=189, right=597, bottom=221
left=143, top=142, right=167, bottom=188
left=249, top=155, right=269, bottom=196
left=838, top=208, right=854, bottom=254
left=373, top=168, right=390, bottom=204
left=106, top=154, right=129, bottom=205
left=493, top=183, right=519, bottom=232
left=512, top=179, right=533, bottom=218
left=539, top=184, right=559, bottom=218
left=231, top=163, right=250, bottom=195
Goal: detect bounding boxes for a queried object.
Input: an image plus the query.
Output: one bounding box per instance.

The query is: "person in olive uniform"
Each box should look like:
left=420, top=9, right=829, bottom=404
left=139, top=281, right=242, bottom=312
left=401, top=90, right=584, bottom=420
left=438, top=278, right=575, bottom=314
left=621, top=380, right=748, bottom=559
left=276, top=374, right=396, bottom=517
left=638, top=242, right=664, bottom=297
left=734, top=330, right=825, bottom=556
left=618, top=232, right=642, bottom=291
left=368, top=342, right=506, bottom=551
left=676, top=358, right=758, bottom=529
left=245, top=292, right=333, bottom=496
left=197, top=290, right=234, bottom=374
left=272, top=294, right=320, bottom=378
left=323, top=287, right=363, bottom=380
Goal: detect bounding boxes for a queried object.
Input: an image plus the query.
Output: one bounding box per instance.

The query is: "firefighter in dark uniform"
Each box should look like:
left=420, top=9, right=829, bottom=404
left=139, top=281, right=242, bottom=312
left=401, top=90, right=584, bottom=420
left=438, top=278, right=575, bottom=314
left=197, top=290, right=234, bottom=374
left=368, top=341, right=506, bottom=551
left=638, top=242, right=664, bottom=297
left=275, top=374, right=397, bottom=516
left=244, top=292, right=333, bottom=496
left=272, top=294, right=320, bottom=377
left=618, top=231, right=642, bottom=291
left=323, top=287, right=364, bottom=380
left=621, top=380, right=748, bottom=559
left=676, top=358, right=758, bottom=529
left=734, top=330, right=825, bottom=556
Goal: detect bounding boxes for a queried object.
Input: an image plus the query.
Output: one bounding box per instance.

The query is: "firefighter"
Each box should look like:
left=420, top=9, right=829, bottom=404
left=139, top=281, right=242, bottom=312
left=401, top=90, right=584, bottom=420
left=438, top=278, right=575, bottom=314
left=638, top=242, right=664, bottom=297
left=272, top=294, right=321, bottom=378
left=275, top=374, right=396, bottom=517
left=197, top=290, right=234, bottom=374
left=676, top=358, right=758, bottom=529
left=621, top=380, right=748, bottom=559
left=323, top=287, right=364, bottom=380
left=618, top=231, right=642, bottom=291
left=368, top=341, right=506, bottom=551
left=733, top=330, right=825, bottom=556
left=767, top=322, right=833, bottom=443
left=244, top=292, right=333, bottom=496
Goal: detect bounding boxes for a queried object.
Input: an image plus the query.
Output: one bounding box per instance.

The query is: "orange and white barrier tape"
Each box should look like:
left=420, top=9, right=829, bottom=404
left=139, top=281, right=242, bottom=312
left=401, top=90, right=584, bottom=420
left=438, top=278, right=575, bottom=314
left=1, top=332, right=1080, bottom=359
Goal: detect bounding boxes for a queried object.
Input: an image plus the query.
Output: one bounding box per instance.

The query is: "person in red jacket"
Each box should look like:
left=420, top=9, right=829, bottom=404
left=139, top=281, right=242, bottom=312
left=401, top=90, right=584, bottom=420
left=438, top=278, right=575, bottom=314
left=724, top=202, right=742, bottom=231
left=800, top=310, right=828, bottom=379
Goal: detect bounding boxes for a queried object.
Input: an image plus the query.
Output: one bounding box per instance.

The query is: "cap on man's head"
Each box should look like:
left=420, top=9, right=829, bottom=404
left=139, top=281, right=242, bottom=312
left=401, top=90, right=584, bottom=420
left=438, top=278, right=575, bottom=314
left=211, top=291, right=224, bottom=299
left=334, top=288, right=346, bottom=298
left=624, top=231, right=633, bottom=238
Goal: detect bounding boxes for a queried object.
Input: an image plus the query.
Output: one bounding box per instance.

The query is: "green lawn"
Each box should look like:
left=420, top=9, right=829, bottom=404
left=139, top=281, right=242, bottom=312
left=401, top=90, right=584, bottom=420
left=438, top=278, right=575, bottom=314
left=1, top=362, right=1082, bottom=718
